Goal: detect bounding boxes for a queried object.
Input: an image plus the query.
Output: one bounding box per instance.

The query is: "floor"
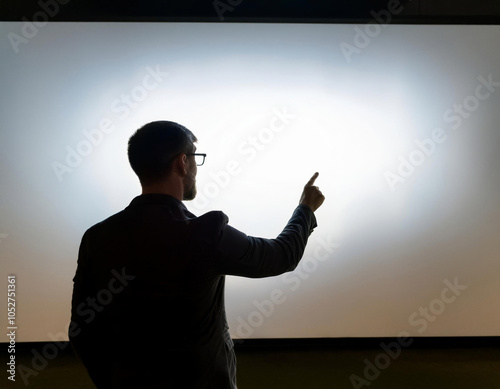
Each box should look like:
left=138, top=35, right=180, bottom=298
left=8, top=342, right=500, bottom=388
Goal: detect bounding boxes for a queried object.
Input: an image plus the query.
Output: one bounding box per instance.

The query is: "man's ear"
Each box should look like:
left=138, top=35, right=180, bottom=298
left=174, top=153, right=188, bottom=176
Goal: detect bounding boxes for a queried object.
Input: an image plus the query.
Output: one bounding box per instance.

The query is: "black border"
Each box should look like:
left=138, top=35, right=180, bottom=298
left=1, top=0, right=500, bottom=24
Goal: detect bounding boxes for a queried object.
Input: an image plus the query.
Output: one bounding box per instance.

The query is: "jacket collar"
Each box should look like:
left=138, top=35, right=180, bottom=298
left=127, top=194, right=195, bottom=218
left=129, top=193, right=185, bottom=208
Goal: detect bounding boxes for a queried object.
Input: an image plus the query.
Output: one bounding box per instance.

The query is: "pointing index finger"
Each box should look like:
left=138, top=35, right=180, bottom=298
left=305, top=172, right=319, bottom=187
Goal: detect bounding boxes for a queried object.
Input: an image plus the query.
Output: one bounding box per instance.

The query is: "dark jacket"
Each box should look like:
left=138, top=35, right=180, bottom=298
left=69, top=194, right=317, bottom=388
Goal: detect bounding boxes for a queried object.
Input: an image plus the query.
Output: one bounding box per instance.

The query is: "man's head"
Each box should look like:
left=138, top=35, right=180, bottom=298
left=128, top=121, right=198, bottom=200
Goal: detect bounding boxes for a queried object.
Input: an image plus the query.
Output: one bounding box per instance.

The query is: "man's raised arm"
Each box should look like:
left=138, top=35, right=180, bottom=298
left=215, top=172, right=325, bottom=277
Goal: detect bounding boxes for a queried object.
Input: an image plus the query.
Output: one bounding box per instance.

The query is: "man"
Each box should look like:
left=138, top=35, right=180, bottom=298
left=69, top=120, right=324, bottom=388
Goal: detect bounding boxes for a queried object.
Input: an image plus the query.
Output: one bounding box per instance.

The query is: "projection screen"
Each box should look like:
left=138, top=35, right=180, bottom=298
left=1, top=22, right=499, bottom=341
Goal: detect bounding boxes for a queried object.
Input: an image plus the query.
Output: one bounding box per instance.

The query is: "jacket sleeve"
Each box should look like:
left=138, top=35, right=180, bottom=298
left=68, top=228, right=116, bottom=387
left=69, top=230, right=93, bottom=360
left=214, top=204, right=317, bottom=277
left=70, top=230, right=91, bottom=340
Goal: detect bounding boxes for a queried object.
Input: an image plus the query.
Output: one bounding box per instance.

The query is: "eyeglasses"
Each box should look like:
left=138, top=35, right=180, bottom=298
left=187, top=153, right=207, bottom=166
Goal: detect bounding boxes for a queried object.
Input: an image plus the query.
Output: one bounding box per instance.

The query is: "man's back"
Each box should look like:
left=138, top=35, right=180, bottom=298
left=70, top=194, right=237, bottom=388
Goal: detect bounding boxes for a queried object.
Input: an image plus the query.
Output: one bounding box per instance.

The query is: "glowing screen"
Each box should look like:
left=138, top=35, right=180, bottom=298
left=1, top=23, right=499, bottom=341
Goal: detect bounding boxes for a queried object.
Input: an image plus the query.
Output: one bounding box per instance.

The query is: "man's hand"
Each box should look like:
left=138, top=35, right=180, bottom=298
left=299, top=172, right=325, bottom=212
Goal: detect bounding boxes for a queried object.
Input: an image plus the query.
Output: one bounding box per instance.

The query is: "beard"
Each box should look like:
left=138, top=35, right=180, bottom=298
left=183, top=175, right=197, bottom=201
left=183, top=158, right=197, bottom=201
left=183, top=184, right=196, bottom=201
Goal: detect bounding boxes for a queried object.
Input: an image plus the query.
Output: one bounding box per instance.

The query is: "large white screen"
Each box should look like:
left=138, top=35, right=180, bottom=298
left=1, top=23, right=499, bottom=341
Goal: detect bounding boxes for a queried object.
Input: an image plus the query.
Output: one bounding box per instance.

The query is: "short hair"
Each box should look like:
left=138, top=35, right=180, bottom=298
left=128, top=121, right=197, bottom=185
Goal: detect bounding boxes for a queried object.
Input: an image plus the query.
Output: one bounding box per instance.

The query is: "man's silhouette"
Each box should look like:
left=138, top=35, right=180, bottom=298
left=69, top=121, right=325, bottom=388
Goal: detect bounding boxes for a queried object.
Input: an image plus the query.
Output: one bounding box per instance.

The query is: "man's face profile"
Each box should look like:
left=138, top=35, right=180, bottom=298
left=183, top=152, right=197, bottom=201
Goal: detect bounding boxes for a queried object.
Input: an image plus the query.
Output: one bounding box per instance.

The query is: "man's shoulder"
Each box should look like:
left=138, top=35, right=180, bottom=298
left=83, top=209, right=129, bottom=237
left=181, top=210, right=231, bottom=253
left=187, top=210, right=229, bottom=235
left=195, top=210, right=228, bottom=223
